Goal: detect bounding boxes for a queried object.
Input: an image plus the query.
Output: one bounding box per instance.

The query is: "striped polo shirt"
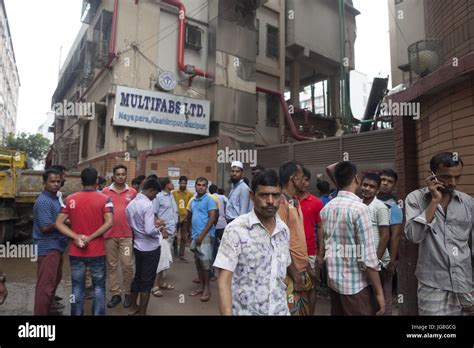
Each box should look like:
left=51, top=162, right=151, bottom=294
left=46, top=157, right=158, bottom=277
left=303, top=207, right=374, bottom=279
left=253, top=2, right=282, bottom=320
left=33, top=191, right=69, bottom=256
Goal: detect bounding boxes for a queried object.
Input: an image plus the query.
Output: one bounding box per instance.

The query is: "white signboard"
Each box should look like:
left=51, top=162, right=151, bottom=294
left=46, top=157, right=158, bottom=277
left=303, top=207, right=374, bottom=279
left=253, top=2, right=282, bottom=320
left=113, top=85, right=210, bottom=136
left=168, top=167, right=180, bottom=178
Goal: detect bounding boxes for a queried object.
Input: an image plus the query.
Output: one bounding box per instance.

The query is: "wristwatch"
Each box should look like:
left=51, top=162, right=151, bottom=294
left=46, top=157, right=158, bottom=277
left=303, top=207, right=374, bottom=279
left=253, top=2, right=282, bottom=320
left=0, top=273, right=5, bottom=283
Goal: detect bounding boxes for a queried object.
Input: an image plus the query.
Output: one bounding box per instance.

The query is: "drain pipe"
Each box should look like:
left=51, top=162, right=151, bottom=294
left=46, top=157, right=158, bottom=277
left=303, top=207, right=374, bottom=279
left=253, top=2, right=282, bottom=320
left=162, top=0, right=212, bottom=78
left=256, top=86, right=314, bottom=141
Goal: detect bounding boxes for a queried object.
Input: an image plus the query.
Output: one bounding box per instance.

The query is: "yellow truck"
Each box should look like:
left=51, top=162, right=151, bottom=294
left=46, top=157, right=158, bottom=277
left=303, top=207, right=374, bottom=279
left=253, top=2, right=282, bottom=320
left=0, top=149, right=82, bottom=243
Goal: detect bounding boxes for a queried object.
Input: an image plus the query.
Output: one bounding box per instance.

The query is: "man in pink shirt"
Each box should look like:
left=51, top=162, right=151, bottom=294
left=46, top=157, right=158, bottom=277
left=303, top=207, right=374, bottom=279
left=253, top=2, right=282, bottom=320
left=102, top=165, right=137, bottom=309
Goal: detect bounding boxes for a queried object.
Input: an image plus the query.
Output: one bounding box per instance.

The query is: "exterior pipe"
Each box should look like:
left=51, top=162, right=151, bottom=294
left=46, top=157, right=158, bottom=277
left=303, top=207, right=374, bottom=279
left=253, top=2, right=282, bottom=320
left=162, top=0, right=212, bottom=79
left=256, top=86, right=314, bottom=141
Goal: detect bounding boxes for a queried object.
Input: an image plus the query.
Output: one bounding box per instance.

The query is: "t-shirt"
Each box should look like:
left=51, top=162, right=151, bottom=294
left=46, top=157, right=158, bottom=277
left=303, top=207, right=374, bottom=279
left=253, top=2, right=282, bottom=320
left=214, top=193, right=228, bottom=230
left=298, top=193, right=323, bottom=256
left=61, top=189, right=114, bottom=257
left=172, top=189, right=195, bottom=220
left=319, top=194, right=331, bottom=206
left=187, top=193, right=218, bottom=239
left=367, top=198, right=390, bottom=267
left=102, top=184, right=137, bottom=239
left=277, top=194, right=308, bottom=273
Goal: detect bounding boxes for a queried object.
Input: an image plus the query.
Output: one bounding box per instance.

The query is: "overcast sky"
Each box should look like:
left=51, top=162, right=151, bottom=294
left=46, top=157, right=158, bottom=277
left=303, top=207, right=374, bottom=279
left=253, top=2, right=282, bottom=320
left=5, top=0, right=392, bottom=135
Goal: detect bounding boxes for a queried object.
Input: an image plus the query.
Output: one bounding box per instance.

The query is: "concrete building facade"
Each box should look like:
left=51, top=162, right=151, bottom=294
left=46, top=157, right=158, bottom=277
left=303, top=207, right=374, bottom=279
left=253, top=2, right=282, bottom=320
left=0, top=0, right=20, bottom=144
left=51, top=0, right=359, bottom=188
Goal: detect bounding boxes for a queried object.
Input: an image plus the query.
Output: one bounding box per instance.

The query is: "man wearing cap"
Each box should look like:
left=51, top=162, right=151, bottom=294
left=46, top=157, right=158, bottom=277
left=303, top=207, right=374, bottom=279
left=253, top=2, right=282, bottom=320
left=225, top=161, right=252, bottom=224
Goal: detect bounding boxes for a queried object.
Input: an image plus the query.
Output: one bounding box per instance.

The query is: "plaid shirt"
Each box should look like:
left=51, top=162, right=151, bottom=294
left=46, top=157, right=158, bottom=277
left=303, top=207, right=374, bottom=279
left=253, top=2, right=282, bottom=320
left=320, top=190, right=380, bottom=295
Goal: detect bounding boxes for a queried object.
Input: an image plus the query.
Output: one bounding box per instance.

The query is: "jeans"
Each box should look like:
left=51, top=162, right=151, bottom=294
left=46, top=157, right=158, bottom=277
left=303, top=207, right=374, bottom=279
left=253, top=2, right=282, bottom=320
left=70, top=256, right=106, bottom=316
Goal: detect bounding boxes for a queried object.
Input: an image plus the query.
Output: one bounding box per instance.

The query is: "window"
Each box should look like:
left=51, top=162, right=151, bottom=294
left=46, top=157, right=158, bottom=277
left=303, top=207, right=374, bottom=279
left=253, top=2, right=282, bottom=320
left=96, top=111, right=106, bottom=152
left=81, top=122, right=89, bottom=158
left=185, top=24, right=203, bottom=51
left=266, top=24, right=279, bottom=59
left=93, top=10, right=112, bottom=66
left=266, top=94, right=279, bottom=127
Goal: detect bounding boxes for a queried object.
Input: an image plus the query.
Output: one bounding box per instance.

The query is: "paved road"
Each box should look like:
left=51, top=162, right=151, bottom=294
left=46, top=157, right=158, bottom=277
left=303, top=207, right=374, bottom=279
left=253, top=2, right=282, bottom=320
left=1, top=247, right=335, bottom=316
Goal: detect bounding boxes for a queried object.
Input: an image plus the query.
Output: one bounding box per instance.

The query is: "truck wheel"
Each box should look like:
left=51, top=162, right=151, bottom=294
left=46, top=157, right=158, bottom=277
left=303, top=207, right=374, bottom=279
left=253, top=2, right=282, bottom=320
left=0, top=221, right=15, bottom=244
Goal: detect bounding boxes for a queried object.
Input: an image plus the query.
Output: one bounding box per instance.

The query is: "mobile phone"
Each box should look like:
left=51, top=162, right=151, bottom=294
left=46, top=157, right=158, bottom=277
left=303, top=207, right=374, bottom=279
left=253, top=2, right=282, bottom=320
left=430, top=171, right=440, bottom=183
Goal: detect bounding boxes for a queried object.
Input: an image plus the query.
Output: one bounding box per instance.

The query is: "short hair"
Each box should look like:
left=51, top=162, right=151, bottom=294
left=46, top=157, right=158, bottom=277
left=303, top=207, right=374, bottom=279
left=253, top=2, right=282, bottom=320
left=380, top=169, right=398, bottom=183
left=43, top=169, right=62, bottom=182
left=317, top=181, right=330, bottom=194
left=243, top=177, right=250, bottom=186
left=81, top=167, right=98, bottom=186
left=302, top=167, right=311, bottom=180
left=195, top=177, right=208, bottom=186
left=430, top=152, right=464, bottom=173
left=98, top=176, right=106, bottom=185
left=251, top=169, right=280, bottom=192
left=179, top=176, right=188, bottom=183
left=217, top=188, right=224, bottom=195
left=131, top=178, right=140, bottom=186
left=143, top=178, right=162, bottom=191
left=251, top=165, right=265, bottom=171
left=363, top=172, right=381, bottom=188
left=209, top=184, right=218, bottom=194
left=334, top=161, right=357, bottom=188
left=50, top=164, right=66, bottom=173
left=279, top=161, right=302, bottom=186
left=159, top=177, right=171, bottom=187
left=147, top=174, right=158, bottom=180
left=136, top=175, right=146, bottom=181
left=113, top=164, right=127, bottom=175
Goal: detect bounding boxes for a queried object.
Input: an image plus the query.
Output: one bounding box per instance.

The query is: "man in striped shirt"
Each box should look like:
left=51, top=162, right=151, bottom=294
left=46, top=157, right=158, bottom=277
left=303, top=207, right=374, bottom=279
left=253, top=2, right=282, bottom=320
left=320, top=161, right=385, bottom=315
left=33, top=169, right=69, bottom=315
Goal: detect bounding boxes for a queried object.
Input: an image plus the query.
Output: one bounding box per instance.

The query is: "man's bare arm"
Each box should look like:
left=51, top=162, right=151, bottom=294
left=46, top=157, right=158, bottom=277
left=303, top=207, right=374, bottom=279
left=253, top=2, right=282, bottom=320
left=217, top=269, right=233, bottom=315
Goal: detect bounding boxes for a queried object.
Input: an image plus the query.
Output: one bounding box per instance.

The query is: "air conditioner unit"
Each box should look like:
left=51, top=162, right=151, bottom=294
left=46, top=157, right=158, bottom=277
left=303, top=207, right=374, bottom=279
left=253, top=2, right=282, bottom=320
left=185, top=24, right=203, bottom=51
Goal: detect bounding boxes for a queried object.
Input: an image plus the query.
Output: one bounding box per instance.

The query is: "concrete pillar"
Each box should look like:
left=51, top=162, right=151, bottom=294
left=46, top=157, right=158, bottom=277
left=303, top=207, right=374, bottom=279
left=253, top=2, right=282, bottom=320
left=329, top=75, right=341, bottom=118
left=393, top=114, right=419, bottom=315
left=290, top=60, right=300, bottom=107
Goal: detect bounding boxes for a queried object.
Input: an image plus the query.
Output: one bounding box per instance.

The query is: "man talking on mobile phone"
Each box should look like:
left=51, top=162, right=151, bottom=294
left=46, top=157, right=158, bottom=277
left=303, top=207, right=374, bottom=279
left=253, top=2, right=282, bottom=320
left=405, top=152, right=474, bottom=316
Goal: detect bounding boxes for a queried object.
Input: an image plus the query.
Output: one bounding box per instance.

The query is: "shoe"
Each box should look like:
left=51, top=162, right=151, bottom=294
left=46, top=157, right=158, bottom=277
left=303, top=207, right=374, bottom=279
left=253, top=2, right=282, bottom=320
left=123, top=294, right=132, bottom=308
left=107, top=295, right=122, bottom=308
left=84, top=287, right=94, bottom=300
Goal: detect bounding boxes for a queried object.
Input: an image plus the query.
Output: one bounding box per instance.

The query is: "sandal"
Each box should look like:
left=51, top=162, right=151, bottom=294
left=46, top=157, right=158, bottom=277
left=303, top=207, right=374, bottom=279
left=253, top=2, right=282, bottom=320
left=190, top=289, right=203, bottom=296
left=160, top=282, right=175, bottom=290
left=151, top=288, right=163, bottom=297
left=192, top=277, right=201, bottom=284
left=200, top=293, right=210, bottom=302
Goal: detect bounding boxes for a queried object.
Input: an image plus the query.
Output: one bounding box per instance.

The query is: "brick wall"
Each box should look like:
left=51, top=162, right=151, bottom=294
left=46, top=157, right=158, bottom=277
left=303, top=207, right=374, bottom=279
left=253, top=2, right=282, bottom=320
left=416, top=76, right=474, bottom=195
left=424, top=0, right=474, bottom=65
left=146, top=142, right=218, bottom=184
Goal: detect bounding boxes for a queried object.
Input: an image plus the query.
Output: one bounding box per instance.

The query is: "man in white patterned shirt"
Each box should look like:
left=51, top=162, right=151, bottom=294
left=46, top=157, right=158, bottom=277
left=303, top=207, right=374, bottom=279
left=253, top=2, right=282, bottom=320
left=214, top=169, right=291, bottom=315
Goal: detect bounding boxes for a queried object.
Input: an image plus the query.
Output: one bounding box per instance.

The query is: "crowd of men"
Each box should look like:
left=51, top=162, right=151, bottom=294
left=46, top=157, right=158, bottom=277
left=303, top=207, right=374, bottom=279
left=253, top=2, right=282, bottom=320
left=0, top=151, right=472, bottom=316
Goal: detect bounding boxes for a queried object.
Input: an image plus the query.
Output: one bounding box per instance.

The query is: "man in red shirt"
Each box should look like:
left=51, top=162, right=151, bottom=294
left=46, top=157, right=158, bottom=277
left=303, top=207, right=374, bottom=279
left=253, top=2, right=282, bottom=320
left=296, top=167, right=324, bottom=315
left=102, top=165, right=137, bottom=309
left=56, top=167, right=114, bottom=316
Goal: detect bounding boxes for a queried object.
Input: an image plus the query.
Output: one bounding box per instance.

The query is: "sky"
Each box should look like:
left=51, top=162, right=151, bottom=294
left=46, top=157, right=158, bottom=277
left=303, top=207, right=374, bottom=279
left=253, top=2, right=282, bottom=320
left=4, top=0, right=82, bottom=135
left=5, top=0, right=392, bottom=135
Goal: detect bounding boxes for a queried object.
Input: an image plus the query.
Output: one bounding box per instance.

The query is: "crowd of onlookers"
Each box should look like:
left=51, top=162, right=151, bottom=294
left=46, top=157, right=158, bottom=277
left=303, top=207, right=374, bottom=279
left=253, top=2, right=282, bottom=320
left=0, top=151, right=471, bottom=316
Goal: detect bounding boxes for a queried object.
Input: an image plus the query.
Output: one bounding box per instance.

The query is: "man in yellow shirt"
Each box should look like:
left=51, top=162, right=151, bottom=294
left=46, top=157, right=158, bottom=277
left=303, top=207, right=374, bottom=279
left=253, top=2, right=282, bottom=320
left=172, top=176, right=195, bottom=262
